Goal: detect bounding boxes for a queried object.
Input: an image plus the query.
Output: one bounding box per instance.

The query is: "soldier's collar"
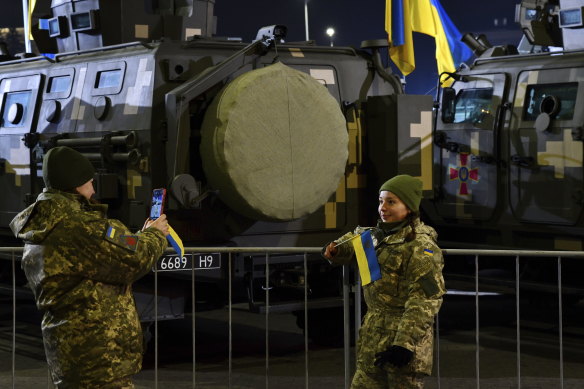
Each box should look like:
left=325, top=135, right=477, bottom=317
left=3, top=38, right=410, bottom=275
left=376, top=220, right=408, bottom=236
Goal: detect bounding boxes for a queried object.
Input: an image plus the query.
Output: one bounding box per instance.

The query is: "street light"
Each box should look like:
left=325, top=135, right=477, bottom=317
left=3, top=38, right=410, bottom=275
left=326, top=27, right=335, bottom=47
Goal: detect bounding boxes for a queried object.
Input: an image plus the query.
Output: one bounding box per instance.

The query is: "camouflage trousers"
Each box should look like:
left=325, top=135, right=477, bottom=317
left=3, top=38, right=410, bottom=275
left=351, top=368, right=424, bottom=389
left=99, top=376, right=135, bottom=389
left=53, top=376, right=134, bottom=389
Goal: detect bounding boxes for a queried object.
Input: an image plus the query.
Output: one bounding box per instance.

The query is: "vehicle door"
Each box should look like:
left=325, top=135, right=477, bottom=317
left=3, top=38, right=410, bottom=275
left=509, top=67, right=584, bottom=225
left=434, top=73, right=508, bottom=220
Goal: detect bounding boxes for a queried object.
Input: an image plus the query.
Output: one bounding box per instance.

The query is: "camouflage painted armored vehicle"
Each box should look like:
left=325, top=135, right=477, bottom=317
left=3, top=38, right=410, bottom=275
left=428, top=0, right=584, bottom=295
left=0, top=0, right=432, bottom=327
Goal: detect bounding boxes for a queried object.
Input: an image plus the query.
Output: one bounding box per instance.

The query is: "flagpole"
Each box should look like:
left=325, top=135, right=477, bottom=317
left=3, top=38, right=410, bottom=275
left=22, top=0, right=32, bottom=53
left=334, top=234, right=360, bottom=248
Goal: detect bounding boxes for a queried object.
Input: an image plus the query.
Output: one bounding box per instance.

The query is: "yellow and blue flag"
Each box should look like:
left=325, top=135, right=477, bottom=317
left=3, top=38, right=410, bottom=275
left=167, top=226, right=184, bottom=258
left=106, top=226, right=116, bottom=239
left=351, top=230, right=382, bottom=286
left=385, top=0, right=472, bottom=85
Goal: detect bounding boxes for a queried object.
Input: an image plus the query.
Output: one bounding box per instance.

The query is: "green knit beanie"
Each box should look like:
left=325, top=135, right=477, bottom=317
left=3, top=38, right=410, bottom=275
left=379, top=174, right=423, bottom=212
left=42, top=146, right=95, bottom=190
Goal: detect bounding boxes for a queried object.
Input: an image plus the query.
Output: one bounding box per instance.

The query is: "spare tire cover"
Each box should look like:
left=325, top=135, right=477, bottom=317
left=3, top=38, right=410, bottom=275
left=200, top=62, right=348, bottom=221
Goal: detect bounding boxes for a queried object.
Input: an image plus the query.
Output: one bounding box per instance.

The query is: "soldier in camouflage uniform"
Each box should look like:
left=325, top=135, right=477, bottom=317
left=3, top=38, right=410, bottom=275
left=323, top=175, right=445, bottom=389
left=10, top=146, right=170, bottom=389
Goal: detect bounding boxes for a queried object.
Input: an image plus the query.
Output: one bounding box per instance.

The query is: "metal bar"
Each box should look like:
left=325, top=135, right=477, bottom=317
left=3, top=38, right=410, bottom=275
left=81, top=151, right=139, bottom=163
left=355, top=270, right=361, bottom=363
left=558, top=257, right=564, bottom=389
left=342, top=265, right=350, bottom=389
left=192, top=255, right=196, bottom=389
left=55, top=133, right=136, bottom=147
left=516, top=255, right=521, bottom=389
left=228, top=252, right=232, bottom=388
left=475, top=255, right=480, bottom=389
left=154, top=267, right=158, bottom=389
left=12, top=250, right=16, bottom=389
left=436, top=313, right=441, bottom=389
left=444, top=249, right=584, bottom=258
left=265, top=252, right=270, bottom=389
left=4, top=246, right=584, bottom=257
left=304, top=252, right=309, bottom=389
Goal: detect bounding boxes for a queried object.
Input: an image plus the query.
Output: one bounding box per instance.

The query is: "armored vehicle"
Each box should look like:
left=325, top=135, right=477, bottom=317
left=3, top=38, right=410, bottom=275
left=429, top=0, right=584, bottom=295
left=0, top=0, right=431, bottom=330
left=431, top=0, right=584, bottom=250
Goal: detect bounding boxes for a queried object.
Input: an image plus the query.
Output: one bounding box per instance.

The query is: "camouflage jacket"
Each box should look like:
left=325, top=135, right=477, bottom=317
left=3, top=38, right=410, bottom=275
left=10, top=189, right=167, bottom=388
left=329, top=218, right=445, bottom=375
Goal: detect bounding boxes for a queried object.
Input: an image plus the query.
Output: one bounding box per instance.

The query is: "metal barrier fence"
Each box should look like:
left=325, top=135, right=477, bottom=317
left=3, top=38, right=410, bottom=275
left=1, top=247, right=583, bottom=389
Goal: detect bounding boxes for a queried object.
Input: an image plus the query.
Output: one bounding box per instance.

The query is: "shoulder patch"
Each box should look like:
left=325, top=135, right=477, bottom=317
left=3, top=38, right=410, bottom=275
left=104, top=224, right=139, bottom=252
left=419, top=272, right=441, bottom=297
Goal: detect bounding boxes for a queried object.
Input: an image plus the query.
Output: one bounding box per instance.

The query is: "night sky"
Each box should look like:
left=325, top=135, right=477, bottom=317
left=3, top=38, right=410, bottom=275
left=2, top=0, right=521, bottom=94
left=214, top=0, right=521, bottom=95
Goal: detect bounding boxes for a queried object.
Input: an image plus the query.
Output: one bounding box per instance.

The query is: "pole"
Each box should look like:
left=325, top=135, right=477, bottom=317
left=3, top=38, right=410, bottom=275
left=304, top=2, right=309, bottom=41
left=23, top=0, right=32, bottom=53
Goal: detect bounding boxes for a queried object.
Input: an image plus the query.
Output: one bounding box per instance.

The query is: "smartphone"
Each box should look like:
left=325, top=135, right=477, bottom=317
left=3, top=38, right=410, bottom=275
left=150, top=188, right=166, bottom=220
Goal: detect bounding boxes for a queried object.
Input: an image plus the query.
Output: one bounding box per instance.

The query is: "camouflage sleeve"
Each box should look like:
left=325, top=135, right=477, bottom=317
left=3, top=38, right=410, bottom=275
left=392, top=242, right=446, bottom=351
left=73, top=217, right=167, bottom=284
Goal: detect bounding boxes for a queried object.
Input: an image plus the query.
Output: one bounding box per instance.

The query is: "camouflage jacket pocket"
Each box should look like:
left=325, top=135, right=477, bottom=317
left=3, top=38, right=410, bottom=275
left=377, top=246, right=403, bottom=271
left=375, top=247, right=403, bottom=296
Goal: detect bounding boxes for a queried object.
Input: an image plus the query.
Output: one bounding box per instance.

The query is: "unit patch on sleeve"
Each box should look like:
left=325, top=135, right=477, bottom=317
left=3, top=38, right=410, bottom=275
left=103, top=224, right=139, bottom=252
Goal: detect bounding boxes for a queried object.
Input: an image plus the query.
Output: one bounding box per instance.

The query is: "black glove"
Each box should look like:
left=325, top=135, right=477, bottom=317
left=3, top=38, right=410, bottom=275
left=374, top=345, right=414, bottom=368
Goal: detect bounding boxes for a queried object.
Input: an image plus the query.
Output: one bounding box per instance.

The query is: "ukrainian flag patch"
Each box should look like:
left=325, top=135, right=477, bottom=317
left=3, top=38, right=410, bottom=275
left=106, top=226, right=116, bottom=239
left=423, top=249, right=434, bottom=256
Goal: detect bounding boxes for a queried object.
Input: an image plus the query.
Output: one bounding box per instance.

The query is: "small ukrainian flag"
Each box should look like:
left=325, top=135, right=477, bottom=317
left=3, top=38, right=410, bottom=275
left=351, top=230, right=382, bottom=286
left=167, top=226, right=184, bottom=258
left=106, top=226, right=116, bottom=239
left=424, top=248, right=434, bottom=256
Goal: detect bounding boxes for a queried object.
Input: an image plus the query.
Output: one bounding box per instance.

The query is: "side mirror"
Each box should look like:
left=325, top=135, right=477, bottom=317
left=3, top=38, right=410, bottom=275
left=441, top=87, right=456, bottom=123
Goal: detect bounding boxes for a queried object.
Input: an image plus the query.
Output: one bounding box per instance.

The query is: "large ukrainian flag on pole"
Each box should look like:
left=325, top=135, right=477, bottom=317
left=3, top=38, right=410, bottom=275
left=351, top=230, right=382, bottom=286
left=385, top=0, right=472, bottom=85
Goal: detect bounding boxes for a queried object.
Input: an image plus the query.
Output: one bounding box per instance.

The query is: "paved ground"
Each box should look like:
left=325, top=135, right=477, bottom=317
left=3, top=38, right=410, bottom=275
left=2, top=293, right=584, bottom=388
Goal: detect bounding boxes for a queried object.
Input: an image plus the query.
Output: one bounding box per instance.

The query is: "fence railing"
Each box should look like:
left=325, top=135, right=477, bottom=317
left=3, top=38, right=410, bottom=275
left=1, top=247, right=583, bottom=389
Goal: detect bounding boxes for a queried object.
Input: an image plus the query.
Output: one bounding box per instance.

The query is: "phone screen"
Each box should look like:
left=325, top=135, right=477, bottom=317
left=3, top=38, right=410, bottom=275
left=150, top=188, right=166, bottom=219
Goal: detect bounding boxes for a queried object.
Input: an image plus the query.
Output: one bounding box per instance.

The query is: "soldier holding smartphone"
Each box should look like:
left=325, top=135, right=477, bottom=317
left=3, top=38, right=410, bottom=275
left=10, top=146, right=169, bottom=389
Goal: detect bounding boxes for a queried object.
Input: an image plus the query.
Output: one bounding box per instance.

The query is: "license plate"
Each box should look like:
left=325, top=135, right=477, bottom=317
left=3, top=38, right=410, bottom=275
left=156, top=253, right=221, bottom=272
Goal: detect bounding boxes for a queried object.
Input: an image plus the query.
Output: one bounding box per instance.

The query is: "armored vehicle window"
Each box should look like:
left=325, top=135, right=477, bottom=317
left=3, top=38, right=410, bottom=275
left=523, top=83, right=577, bottom=121
left=95, top=69, right=122, bottom=89
left=47, top=75, right=71, bottom=93
left=453, top=88, right=494, bottom=124
left=2, top=91, right=30, bottom=128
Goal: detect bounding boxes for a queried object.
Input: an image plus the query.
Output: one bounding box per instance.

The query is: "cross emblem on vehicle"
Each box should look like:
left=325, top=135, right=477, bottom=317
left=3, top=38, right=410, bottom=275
left=449, top=153, right=479, bottom=196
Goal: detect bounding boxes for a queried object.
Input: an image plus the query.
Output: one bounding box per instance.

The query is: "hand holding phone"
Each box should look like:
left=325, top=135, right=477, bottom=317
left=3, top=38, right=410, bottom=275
left=150, top=188, right=166, bottom=220
left=143, top=214, right=169, bottom=236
